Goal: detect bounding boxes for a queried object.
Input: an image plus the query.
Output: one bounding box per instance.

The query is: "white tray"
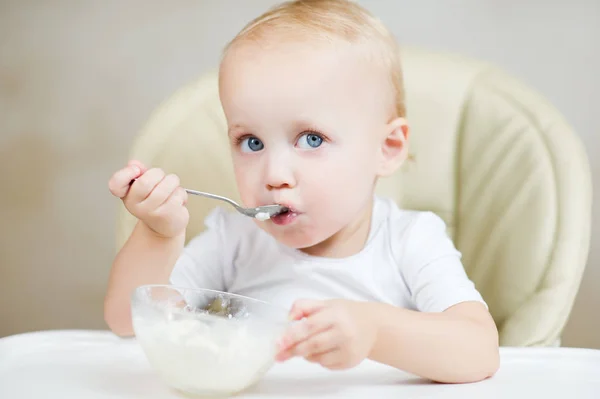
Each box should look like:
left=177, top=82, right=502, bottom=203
left=1, top=330, right=600, bottom=398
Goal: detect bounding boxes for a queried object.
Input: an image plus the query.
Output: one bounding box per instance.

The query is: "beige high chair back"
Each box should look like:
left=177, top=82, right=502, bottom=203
left=116, top=47, right=592, bottom=347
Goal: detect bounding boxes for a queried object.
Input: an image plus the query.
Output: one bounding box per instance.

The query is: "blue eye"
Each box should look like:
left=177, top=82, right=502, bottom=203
left=297, top=133, right=323, bottom=149
left=240, top=136, right=264, bottom=152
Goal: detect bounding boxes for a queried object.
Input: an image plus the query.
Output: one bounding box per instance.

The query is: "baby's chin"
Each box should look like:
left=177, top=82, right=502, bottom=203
left=259, top=224, right=328, bottom=251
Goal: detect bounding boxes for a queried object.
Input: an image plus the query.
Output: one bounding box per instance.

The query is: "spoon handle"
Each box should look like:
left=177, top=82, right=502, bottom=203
left=184, top=189, right=242, bottom=210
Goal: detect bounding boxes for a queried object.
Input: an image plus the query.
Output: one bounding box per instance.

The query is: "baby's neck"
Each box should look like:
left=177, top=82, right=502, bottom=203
left=299, top=198, right=374, bottom=259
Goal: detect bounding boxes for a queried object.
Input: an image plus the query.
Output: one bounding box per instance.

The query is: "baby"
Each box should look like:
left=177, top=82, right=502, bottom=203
left=105, top=0, right=499, bottom=383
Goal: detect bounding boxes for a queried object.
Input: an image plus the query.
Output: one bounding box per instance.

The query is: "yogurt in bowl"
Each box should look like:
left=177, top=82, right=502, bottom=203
left=131, top=285, right=288, bottom=396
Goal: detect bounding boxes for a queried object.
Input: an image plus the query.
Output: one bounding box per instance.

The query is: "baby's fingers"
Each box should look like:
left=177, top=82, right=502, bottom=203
left=278, top=309, right=333, bottom=354
left=108, top=165, right=142, bottom=198
left=127, top=168, right=166, bottom=204
left=306, top=349, right=345, bottom=370
left=166, top=186, right=188, bottom=206
left=140, top=174, right=181, bottom=211
left=127, top=160, right=148, bottom=174
left=290, top=329, right=340, bottom=359
left=289, top=299, right=326, bottom=321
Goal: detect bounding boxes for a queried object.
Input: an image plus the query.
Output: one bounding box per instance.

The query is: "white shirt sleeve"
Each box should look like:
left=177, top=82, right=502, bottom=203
left=397, top=211, right=487, bottom=313
left=169, top=208, right=233, bottom=292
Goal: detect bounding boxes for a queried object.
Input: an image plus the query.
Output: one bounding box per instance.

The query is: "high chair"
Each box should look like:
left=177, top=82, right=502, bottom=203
left=116, top=47, right=592, bottom=347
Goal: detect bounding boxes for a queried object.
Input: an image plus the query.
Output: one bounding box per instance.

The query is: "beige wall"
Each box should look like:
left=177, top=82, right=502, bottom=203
left=1, top=1, right=599, bottom=347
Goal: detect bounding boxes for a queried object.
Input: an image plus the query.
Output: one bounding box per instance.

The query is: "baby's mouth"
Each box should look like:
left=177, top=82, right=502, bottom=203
left=276, top=204, right=297, bottom=215
left=276, top=208, right=289, bottom=217
left=271, top=206, right=299, bottom=225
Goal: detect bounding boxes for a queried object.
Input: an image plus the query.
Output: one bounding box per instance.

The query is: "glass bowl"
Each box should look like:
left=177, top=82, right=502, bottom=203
left=131, top=285, right=289, bottom=396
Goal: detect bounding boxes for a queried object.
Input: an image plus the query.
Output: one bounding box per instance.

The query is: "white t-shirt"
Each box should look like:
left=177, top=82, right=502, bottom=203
left=170, top=196, right=485, bottom=312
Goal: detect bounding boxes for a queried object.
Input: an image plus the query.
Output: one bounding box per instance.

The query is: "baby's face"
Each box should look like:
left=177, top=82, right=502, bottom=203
left=219, top=40, right=394, bottom=250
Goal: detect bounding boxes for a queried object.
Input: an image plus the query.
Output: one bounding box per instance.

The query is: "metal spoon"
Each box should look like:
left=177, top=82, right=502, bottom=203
left=128, top=179, right=287, bottom=220
left=184, top=189, right=287, bottom=220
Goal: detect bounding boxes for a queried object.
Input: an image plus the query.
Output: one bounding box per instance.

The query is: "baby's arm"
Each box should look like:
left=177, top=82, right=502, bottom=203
left=104, top=161, right=189, bottom=336
left=366, top=300, right=499, bottom=383
left=278, top=212, right=499, bottom=382
left=278, top=299, right=497, bottom=383
left=374, top=211, right=499, bottom=382
left=104, top=222, right=185, bottom=336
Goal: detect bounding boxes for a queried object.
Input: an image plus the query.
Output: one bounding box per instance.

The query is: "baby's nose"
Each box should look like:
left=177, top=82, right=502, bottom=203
left=265, top=169, right=294, bottom=190
left=264, top=156, right=296, bottom=190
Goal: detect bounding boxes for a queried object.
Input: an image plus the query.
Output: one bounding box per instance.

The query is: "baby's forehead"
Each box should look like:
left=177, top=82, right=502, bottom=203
left=219, top=40, right=393, bottom=132
left=224, top=47, right=384, bottom=108
left=221, top=38, right=388, bottom=88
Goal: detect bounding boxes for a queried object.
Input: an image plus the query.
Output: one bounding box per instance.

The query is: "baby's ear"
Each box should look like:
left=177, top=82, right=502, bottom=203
left=377, top=117, right=409, bottom=177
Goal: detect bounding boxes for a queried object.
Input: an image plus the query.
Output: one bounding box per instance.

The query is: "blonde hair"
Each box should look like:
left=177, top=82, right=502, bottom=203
left=222, top=0, right=406, bottom=118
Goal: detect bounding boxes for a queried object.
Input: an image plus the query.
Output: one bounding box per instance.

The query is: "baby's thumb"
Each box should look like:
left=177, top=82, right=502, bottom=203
left=127, top=159, right=148, bottom=175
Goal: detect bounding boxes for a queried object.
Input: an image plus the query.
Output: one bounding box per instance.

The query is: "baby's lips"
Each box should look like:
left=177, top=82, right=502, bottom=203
left=275, top=202, right=298, bottom=214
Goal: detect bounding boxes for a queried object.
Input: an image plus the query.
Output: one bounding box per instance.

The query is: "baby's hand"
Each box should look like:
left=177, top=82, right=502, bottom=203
left=108, top=160, right=189, bottom=238
left=275, top=299, right=376, bottom=370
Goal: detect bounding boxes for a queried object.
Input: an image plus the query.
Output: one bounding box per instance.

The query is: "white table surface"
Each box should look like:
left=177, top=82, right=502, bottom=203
left=1, top=330, right=600, bottom=398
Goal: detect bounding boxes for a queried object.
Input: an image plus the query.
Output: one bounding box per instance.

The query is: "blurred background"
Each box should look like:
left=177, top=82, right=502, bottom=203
left=0, top=1, right=598, bottom=347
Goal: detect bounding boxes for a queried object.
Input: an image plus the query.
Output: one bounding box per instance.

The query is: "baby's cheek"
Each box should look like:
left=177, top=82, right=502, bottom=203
left=236, top=183, right=252, bottom=205
left=234, top=169, right=259, bottom=204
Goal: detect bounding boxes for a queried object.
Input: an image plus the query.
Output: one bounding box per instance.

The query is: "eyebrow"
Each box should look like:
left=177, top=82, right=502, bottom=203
left=227, top=121, right=333, bottom=137
left=227, top=124, right=244, bottom=136
left=293, top=120, right=331, bottom=134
